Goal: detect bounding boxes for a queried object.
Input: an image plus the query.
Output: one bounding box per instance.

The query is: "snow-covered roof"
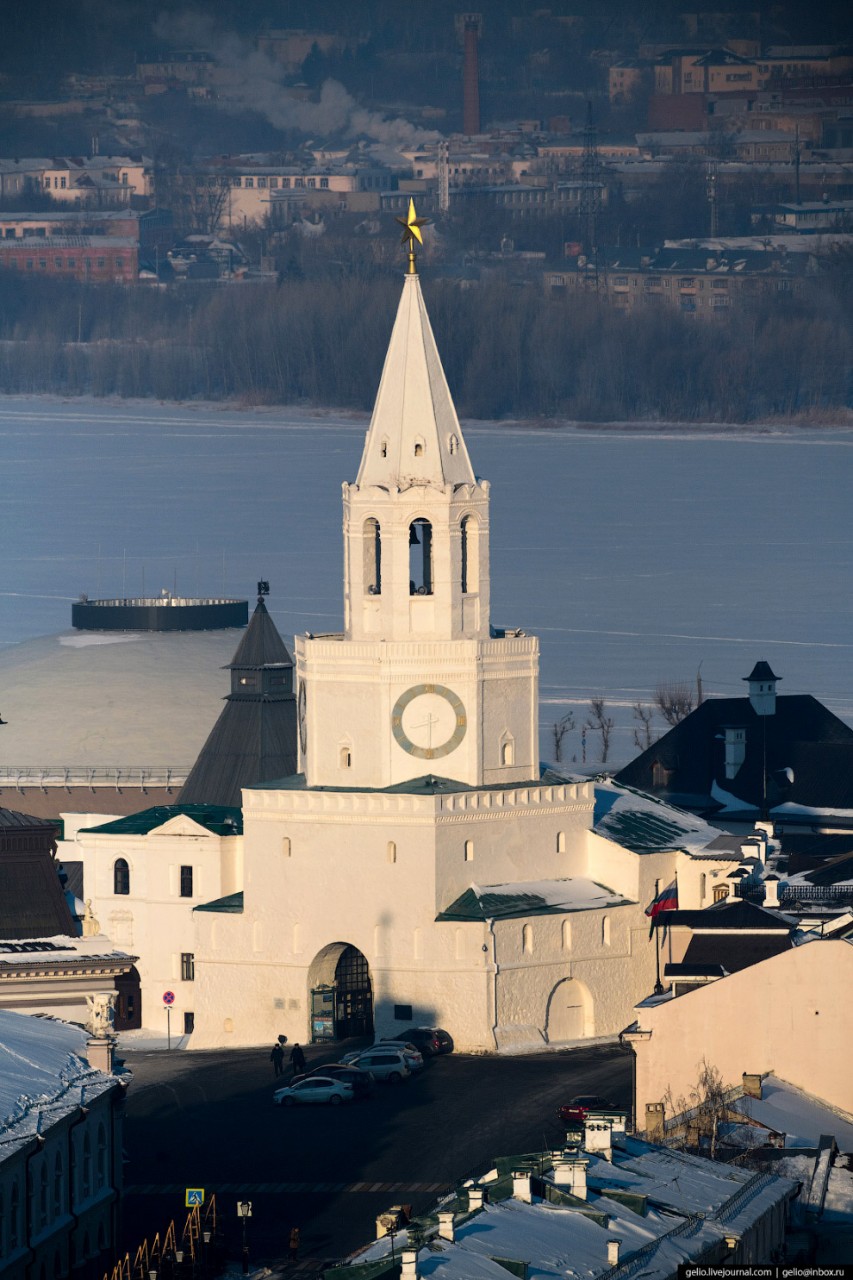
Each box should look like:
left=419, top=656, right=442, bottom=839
left=730, top=1076, right=853, bottom=1151
left=0, top=1010, right=119, bottom=1154
left=594, top=781, right=723, bottom=856
left=438, top=877, right=630, bottom=921
left=349, top=1136, right=797, bottom=1280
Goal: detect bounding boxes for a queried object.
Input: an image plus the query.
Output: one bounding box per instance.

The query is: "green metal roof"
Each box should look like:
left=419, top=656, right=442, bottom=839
left=254, top=768, right=584, bottom=797
left=79, top=805, right=243, bottom=837
left=596, top=807, right=696, bottom=853
left=437, top=881, right=627, bottom=922
left=194, top=891, right=244, bottom=914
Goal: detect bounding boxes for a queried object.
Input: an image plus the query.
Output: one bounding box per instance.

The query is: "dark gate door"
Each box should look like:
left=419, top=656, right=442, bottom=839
left=114, top=966, right=142, bottom=1030
left=334, top=946, right=373, bottom=1038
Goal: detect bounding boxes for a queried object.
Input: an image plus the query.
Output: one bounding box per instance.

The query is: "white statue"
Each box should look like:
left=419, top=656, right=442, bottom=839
left=86, top=991, right=117, bottom=1038
left=81, top=899, right=100, bottom=938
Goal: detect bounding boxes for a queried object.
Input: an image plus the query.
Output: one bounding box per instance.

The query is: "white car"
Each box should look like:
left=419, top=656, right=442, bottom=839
left=342, top=1041, right=424, bottom=1071
left=273, top=1076, right=354, bottom=1106
left=346, top=1049, right=411, bottom=1083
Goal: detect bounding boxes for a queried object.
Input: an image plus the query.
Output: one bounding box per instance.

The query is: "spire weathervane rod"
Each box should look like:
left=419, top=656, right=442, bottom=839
left=396, top=197, right=430, bottom=274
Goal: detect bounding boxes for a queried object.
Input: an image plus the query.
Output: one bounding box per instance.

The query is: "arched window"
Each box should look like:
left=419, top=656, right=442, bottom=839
left=414, top=437, right=424, bottom=457
left=501, top=735, right=514, bottom=766
left=460, top=515, right=478, bottom=595
left=53, top=1152, right=63, bottom=1218
left=449, top=434, right=459, bottom=455
left=464, top=840, right=474, bottom=862
left=409, top=519, right=433, bottom=595
left=602, top=916, right=611, bottom=947
left=522, top=924, right=533, bottom=954
left=39, top=1164, right=48, bottom=1226
left=380, top=437, right=389, bottom=458
left=82, top=1133, right=92, bottom=1198
left=562, top=920, right=572, bottom=950
left=387, top=841, right=397, bottom=864
left=113, top=858, right=130, bottom=895
left=363, top=517, right=381, bottom=595
left=339, top=745, right=352, bottom=769
left=699, top=873, right=706, bottom=903
left=557, top=831, right=566, bottom=853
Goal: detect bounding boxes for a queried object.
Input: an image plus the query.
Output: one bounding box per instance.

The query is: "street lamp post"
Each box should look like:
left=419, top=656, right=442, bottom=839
left=237, top=1201, right=252, bottom=1275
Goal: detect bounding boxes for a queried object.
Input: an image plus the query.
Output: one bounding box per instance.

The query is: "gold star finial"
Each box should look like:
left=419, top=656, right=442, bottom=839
left=395, top=198, right=431, bottom=274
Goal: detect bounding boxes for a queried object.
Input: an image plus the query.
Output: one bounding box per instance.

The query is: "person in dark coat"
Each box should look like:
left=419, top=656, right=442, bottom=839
left=290, top=1043, right=306, bottom=1074
left=288, top=1226, right=300, bottom=1262
left=270, top=1043, right=285, bottom=1076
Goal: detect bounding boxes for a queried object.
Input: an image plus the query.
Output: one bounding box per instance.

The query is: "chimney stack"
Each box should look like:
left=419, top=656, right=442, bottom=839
left=551, top=1153, right=588, bottom=1199
left=468, top=1185, right=486, bottom=1211
left=437, top=1210, right=456, bottom=1242
left=511, top=1170, right=533, bottom=1203
left=764, top=875, right=780, bottom=908
left=401, top=1248, right=419, bottom=1279
left=462, top=15, right=482, bottom=136
left=607, top=1239, right=622, bottom=1266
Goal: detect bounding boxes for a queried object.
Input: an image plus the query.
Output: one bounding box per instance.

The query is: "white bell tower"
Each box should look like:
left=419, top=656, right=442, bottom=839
left=297, top=207, right=539, bottom=790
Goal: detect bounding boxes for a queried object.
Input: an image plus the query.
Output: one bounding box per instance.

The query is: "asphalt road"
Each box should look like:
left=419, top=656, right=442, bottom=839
left=120, top=1039, right=632, bottom=1274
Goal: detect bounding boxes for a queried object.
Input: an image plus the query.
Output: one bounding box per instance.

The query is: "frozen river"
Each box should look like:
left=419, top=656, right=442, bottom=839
left=2, top=397, right=852, bottom=766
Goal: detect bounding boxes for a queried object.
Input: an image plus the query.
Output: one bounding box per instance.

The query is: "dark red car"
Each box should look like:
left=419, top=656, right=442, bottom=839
left=556, top=1094, right=612, bottom=1123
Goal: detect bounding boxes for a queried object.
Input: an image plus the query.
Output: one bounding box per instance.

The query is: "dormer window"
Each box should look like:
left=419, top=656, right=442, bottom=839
left=414, top=437, right=425, bottom=457
left=449, top=434, right=459, bottom=455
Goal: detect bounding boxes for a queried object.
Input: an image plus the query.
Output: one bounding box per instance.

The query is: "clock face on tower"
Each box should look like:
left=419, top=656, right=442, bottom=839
left=391, top=684, right=467, bottom=760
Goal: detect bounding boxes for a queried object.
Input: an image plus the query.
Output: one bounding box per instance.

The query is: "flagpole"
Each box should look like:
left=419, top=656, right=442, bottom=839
left=653, top=877, right=663, bottom=994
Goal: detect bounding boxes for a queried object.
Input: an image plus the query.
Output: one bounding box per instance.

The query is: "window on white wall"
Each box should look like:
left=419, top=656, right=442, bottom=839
left=522, top=923, right=533, bottom=954
left=562, top=919, right=571, bottom=950
left=602, top=916, right=611, bottom=946
left=282, top=836, right=291, bottom=857
left=464, top=840, right=474, bottom=862
left=340, top=745, right=352, bottom=768
left=557, top=831, right=566, bottom=853
left=387, top=841, right=397, bottom=863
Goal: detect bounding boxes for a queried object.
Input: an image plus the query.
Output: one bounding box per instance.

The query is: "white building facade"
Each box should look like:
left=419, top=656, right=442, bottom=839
left=190, top=263, right=675, bottom=1052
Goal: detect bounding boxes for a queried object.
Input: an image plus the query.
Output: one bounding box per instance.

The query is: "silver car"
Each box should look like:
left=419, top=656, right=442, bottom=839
left=346, top=1050, right=411, bottom=1083
left=273, top=1076, right=354, bottom=1106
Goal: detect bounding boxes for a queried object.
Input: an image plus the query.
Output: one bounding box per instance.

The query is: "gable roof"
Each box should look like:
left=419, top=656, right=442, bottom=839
left=355, top=271, right=476, bottom=490
left=657, top=900, right=795, bottom=932
left=615, top=692, right=853, bottom=815
left=80, top=805, right=242, bottom=837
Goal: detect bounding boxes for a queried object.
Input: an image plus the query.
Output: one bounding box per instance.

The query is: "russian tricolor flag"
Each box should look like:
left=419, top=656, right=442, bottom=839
left=645, top=879, right=679, bottom=938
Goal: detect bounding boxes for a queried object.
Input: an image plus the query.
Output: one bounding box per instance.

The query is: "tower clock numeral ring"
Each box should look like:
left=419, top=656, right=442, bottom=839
left=391, top=684, right=467, bottom=759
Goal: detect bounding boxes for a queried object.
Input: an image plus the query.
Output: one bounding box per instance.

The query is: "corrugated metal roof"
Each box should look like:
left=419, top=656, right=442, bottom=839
left=195, top=891, right=243, bottom=913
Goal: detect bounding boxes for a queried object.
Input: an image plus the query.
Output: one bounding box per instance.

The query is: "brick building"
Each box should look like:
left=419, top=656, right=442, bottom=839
left=0, top=237, right=139, bottom=282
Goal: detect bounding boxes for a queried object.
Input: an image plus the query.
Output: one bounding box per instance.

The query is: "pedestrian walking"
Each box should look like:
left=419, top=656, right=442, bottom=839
left=290, top=1042, right=306, bottom=1074
left=270, top=1042, right=285, bottom=1077
left=289, top=1225, right=300, bottom=1263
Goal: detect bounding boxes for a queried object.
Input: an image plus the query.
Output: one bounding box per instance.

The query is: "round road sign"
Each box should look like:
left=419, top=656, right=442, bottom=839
left=163, top=991, right=176, bottom=1006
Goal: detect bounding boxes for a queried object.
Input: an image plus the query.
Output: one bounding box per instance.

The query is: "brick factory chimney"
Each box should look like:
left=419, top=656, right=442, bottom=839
left=462, top=15, right=481, bottom=135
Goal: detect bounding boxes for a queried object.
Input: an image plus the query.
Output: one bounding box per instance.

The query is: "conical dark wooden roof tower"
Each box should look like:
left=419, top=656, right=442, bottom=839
left=178, top=590, right=297, bottom=807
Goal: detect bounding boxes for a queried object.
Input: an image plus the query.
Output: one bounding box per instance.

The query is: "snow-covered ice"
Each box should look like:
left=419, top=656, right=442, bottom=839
left=2, top=397, right=852, bottom=766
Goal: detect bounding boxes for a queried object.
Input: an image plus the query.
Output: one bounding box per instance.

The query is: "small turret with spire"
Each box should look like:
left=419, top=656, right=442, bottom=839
left=743, top=660, right=780, bottom=717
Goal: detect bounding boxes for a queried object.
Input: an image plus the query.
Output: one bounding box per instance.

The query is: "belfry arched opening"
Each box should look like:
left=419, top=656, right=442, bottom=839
left=308, top=942, right=374, bottom=1042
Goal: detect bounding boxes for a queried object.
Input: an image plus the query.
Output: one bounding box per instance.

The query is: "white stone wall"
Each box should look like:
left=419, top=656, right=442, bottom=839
left=630, top=939, right=853, bottom=1122
left=190, top=783, right=676, bottom=1052
left=60, top=814, right=240, bottom=1034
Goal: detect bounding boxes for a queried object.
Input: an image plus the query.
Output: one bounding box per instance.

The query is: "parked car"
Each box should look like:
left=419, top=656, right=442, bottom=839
left=398, top=1027, right=454, bottom=1056
left=346, top=1049, right=411, bottom=1083
left=376, top=1041, right=425, bottom=1070
left=290, top=1064, right=374, bottom=1098
left=274, top=1076, right=354, bottom=1106
left=556, top=1095, right=613, bottom=1123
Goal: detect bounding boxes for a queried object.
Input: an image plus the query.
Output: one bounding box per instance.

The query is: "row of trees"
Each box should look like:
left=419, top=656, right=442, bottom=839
left=552, top=680, right=697, bottom=765
left=0, top=271, right=850, bottom=420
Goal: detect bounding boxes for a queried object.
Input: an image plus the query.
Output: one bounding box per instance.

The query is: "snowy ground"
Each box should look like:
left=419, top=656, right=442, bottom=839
left=3, top=397, right=853, bottom=767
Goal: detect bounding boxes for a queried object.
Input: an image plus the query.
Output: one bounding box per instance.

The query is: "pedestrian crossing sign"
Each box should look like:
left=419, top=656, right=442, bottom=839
left=185, top=1188, right=204, bottom=1207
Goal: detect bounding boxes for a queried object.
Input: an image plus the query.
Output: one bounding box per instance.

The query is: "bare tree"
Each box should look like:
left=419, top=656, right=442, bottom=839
left=655, top=681, right=695, bottom=727
left=585, top=696, right=614, bottom=764
left=662, top=1058, right=730, bottom=1158
left=632, top=702, right=655, bottom=750
left=551, top=711, right=575, bottom=763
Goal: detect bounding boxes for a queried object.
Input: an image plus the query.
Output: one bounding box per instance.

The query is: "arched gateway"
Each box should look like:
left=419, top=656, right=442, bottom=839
left=308, top=942, right=373, bottom=1042
left=545, top=976, right=594, bottom=1043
